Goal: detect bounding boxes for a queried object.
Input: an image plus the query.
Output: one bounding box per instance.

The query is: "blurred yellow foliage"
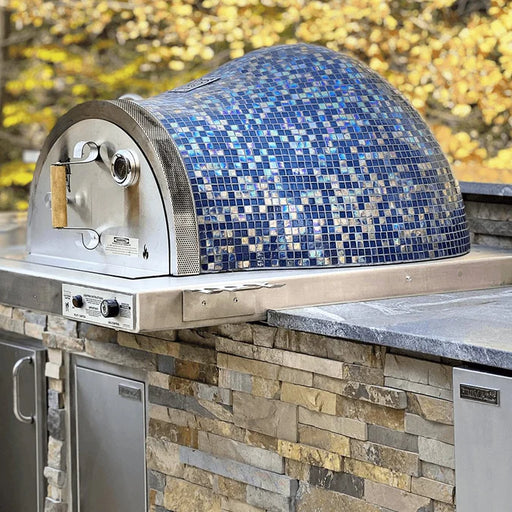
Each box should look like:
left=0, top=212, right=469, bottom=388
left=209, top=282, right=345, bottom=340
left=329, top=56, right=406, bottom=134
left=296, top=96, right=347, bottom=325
left=1, top=0, right=512, bottom=211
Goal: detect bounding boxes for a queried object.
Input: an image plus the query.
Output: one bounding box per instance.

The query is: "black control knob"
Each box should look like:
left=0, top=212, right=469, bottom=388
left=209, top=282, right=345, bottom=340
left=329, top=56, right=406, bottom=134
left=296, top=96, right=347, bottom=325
left=72, top=295, right=83, bottom=308
left=100, top=299, right=119, bottom=318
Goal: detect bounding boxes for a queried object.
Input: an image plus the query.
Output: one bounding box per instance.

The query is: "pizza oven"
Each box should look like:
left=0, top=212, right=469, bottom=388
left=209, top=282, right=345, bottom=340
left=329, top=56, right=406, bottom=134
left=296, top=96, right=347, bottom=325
left=0, top=44, right=510, bottom=332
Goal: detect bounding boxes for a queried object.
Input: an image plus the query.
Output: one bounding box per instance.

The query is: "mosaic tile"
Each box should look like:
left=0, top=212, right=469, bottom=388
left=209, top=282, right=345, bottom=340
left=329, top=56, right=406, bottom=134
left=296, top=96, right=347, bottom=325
left=139, top=44, right=470, bottom=272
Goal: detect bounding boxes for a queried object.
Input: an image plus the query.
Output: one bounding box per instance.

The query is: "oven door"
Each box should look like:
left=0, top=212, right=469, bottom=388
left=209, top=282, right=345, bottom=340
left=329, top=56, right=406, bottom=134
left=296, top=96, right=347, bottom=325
left=0, top=333, right=46, bottom=511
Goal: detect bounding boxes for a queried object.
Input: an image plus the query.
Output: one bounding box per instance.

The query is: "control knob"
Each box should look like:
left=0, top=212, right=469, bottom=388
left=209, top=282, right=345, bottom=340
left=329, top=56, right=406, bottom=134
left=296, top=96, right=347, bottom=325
left=72, top=295, right=83, bottom=308
left=100, top=299, right=120, bottom=318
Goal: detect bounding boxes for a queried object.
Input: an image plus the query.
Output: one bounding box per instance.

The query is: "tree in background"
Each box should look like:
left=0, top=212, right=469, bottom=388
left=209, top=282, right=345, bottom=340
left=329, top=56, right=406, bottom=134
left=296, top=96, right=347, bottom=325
left=1, top=0, right=511, bottom=210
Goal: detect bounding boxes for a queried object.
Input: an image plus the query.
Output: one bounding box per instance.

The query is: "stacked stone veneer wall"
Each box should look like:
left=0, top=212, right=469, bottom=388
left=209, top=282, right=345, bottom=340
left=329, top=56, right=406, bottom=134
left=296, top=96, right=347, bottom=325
left=464, top=196, right=512, bottom=249
left=1, top=305, right=456, bottom=512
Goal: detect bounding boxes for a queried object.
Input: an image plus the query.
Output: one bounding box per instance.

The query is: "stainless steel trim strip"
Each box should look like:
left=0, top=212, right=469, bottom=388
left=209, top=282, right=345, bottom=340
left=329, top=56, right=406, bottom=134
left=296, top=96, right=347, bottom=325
left=0, top=246, right=511, bottom=332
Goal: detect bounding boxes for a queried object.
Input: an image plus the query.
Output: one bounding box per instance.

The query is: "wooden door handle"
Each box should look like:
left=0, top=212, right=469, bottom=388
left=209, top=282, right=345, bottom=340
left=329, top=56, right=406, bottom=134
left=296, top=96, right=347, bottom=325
left=50, top=164, right=68, bottom=228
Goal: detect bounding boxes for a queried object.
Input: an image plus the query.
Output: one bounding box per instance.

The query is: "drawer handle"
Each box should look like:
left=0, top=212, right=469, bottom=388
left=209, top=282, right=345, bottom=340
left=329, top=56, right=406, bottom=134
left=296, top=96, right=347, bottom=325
left=12, top=356, right=34, bottom=424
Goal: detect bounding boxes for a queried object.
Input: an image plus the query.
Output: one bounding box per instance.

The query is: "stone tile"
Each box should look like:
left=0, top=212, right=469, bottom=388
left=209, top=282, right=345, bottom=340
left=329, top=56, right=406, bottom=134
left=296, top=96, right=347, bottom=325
left=336, top=396, right=405, bottom=430
left=197, top=398, right=234, bottom=423
left=78, top=323, right=117, bottom=343
left=149, top=386, right=216, bottom=419
left=368, top=424, right=418, bottom=452
left=309, top=466, right=364, bottom=498
left=221, top=496, right=265, bottom=512
left=149, top=371, right=170, bottom=389
left=146, top=437, right=184, bottom=477
left=177, top=328, right=216, bottom=347
left=0, top=304, right=13, bottom=317
left=246, top=486, right=293, bottom=512
left=385, top=354, right=452, bottom=390
left=219, top=369, right=253, bottom=393
left=251, top=323, right=277, bottom=348
left=197, top=417, right=246, bottom=443
left=45, top=362, right=64, bottom=379
left=277, top=440, right=343, bottom=472
left=179, top=447, right=298, bottom=496
left=274, top=329, right=377, bottom=366
left=183, top=465, right=215, bottom=488
left=315, top=375, right=407, bottom=409
left=48, top=315, right=77, bottom=336
left=174, top=359, right=218, bottom=385
left=233, top=392, right=297, bottom=442
left=48, top=378, right=64, bottom=393
left=196, top=381, right=232, bottom=405
left=245, top=430, right=279, bottom=452
left=350, top=439, right=419, bottom=476
left=43, top=332, right=84, bottom=352
left=344, top=458, right=411, bottom=491
left=343, top=364, right=385, bottom=386
left=420, top=462, right=454, bottom=486
left=215, top=475, right=247, bottom=501
left=281, top=383, right=337, bottom=415
left=0, top=315, right=24, bottom=334
left=44, top=498, right=67, bottom=512
left=407, top=394, right=453, bottom=426
left=149, top=470, right=166, bottom=492
left=385, top=377, right=452, bottom=401
left=149, top=418, right=198, bottom=448
left=433, top=501, right=455, bottom=512
left=298, top=407, right=367, bottom=440
left=212, top=323, right=254, bottom=342
left=157, top=355, right=176, bottom=375
left=218, top=353, right=280, bottom=380
left=198, top=431, right=284, bottom=473
left=280, top=351, right=346, bottom=379
left=405, top=414, right=454, bottom=444
left=298, top=425, right=350, bottom=456
left=118, top=332, right=180, bottom=356
left=284, top=459, right=310, bottom=481
left=48, top=408, right=66, bottom=441
left=296, top=482, right=382, bottom=512
left=48, top=437, right=66, bottom=470
left=47, top=389, right=62, bottom=409
left=179, top=343, right=216, bottom=365
left=411, top=477, right=454, bottom=504
left=164, top=476, right=222, bottom=512
left=84, top=339, right=156, bottom=370
left=47, top=348, right=63, bottom=365
left=25, top=322, right=45, bottom=340
left=252, top=376, right=280, bottom=399
left=277, top=366, right=313, bottom=386
left=43, top=466, right=66, bottom=488
left=418, top=438, right=455, bottom=469
left=365, top=480, right=431, bottom=512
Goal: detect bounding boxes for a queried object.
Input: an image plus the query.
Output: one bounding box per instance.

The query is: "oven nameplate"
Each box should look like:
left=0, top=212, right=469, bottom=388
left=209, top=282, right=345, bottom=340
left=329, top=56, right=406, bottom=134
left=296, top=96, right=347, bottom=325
left=62, top=284, right=135, bottom=331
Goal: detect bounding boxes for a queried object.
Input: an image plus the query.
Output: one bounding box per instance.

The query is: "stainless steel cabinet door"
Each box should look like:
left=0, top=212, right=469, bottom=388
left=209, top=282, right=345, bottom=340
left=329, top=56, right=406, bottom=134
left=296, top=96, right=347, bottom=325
left=454, top=367, right=512, bottom=512
left=75, top=365, right=146, bottom=512
left=0, top=337, right=46, bottom=512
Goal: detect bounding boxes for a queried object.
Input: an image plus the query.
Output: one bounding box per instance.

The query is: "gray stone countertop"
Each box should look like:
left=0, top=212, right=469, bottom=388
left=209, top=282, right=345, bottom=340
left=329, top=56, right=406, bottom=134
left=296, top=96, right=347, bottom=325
left=267, top=286, right=512, bottom=371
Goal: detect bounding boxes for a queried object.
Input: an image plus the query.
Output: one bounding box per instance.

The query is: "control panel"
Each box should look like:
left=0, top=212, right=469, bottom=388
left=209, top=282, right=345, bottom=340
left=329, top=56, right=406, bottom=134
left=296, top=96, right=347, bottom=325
left=62, top=284, right=135, bottom=331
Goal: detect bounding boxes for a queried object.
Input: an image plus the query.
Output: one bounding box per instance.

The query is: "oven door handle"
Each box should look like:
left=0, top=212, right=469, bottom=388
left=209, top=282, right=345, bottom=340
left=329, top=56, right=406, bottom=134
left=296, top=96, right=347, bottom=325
left=12, top=356, right=35, bottom=424
left=50, top=140, right=99, bottom=229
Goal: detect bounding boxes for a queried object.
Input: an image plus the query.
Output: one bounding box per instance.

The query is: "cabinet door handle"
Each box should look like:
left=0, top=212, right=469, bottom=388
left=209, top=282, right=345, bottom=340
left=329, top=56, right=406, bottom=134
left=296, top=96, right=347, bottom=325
left=12, top=356, right=34, bottom=424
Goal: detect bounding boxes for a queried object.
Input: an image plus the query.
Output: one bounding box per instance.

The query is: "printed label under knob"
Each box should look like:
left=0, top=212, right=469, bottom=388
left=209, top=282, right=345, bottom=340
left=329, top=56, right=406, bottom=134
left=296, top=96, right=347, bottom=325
left=100, top=299, right=120, bottom=318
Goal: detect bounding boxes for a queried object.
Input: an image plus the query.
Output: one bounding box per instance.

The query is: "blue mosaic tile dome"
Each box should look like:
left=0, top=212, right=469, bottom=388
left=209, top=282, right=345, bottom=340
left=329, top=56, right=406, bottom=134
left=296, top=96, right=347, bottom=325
left=139, top=43, right=470, bottom=272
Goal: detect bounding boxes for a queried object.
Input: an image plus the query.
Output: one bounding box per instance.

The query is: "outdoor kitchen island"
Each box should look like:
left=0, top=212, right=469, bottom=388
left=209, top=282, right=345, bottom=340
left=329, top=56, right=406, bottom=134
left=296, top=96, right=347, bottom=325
left=1, top=43, right=511, bottom=511
left=1, top=280, right=512, bottom=512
